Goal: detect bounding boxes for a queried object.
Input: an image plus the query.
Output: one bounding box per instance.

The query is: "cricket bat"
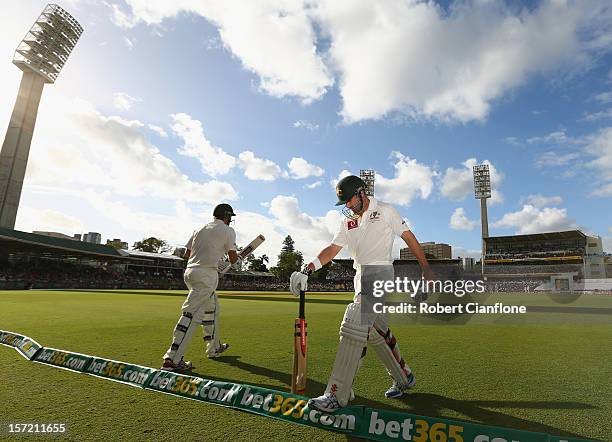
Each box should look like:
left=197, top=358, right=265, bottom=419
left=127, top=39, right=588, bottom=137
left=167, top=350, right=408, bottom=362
left=219, top=234, right=265, bottom=274
left=291, top=289, right=307, bottom=394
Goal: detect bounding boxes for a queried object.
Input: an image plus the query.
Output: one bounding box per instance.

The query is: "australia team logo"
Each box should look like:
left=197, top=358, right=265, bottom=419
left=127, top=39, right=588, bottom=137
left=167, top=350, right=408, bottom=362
left=347, top=219, right=358, bottom=230
left=369, top=211, right=381, bottom=222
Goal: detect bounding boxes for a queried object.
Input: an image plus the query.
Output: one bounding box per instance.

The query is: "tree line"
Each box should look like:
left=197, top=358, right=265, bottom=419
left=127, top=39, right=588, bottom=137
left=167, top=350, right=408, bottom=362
left=128, top=235, right=341, bottom=282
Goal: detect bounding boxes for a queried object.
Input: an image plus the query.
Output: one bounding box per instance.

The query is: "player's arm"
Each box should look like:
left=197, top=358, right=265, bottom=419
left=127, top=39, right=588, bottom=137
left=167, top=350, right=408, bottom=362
left=304, top=244, right=343, bottom=273
left=226, top=229, right=239, bottom=264
left=400, top=230, right=434, bottom=280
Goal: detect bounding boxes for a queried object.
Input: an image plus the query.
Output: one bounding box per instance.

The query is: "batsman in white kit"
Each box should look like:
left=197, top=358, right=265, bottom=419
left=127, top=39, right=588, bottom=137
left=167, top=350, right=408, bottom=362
left=161, top=203, right=239, bottom=372
left=290, top=175, right=434, bottom=412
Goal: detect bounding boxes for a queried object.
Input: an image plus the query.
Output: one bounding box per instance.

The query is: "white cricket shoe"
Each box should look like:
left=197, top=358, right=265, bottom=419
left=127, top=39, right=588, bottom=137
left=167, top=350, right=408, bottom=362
left=207, top=343, right=230, bottom=359
left=307, top=393, right=341, bottom=413
left=161, top=357, right=193, bottom=372
left=384, top=373, right=416, bottom=399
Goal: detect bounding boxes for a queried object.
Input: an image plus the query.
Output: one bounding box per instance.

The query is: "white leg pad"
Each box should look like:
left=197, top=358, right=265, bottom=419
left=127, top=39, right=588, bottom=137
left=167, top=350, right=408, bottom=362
left=369, top=324, right=412, bottom=386
left=324, top=303, right=369, bottom=406
left=164, top=310, right=197, bottom=363
left=202, top=294, right=220, bottom=355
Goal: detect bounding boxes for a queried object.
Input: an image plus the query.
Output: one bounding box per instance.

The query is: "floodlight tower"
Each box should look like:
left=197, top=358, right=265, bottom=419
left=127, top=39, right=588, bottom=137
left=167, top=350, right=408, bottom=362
left=473, top=164, right=491, bottom=274
left=0, top=4, right=83, bottom=229
left=359, top=169, right=375, bottom=197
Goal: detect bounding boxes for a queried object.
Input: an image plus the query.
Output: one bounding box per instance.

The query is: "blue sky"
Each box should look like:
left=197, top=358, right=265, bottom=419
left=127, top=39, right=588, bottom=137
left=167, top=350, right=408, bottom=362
left=1, top=0, right=612, bottom=262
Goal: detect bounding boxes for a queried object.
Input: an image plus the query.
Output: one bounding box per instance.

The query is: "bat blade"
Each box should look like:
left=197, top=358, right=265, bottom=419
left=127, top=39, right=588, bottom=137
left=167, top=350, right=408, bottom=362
left=219, top=234, right=265, bottom=274
left=291, top=290, right=307, bottom=395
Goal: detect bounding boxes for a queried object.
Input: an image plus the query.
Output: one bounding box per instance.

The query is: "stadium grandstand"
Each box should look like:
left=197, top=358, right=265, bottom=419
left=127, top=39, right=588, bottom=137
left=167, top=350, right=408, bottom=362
left=0, top=228, right=186, bottom=290
left=483, top=230, right=610, bottom=293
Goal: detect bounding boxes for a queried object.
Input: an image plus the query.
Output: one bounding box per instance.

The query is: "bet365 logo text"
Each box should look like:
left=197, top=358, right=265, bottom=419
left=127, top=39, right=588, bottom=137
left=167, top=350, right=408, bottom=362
left=35, top=348, right=90, bottom=371
left=147, top=371, right=241, bottom=404
left=86, top=359, right=152, bottom=386
left=238, top=387, right=357, bottom=431
left=1, top=333, right=23, bottom=347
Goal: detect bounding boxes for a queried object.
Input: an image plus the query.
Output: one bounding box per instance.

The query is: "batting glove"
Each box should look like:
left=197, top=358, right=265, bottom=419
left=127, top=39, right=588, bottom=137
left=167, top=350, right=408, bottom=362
left=290, top=271, right=308, bottom=297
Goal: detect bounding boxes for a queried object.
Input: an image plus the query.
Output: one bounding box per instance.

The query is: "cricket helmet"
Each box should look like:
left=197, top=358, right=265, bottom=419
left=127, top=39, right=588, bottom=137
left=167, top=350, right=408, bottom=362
left=213, top=203, right=236, bottom=219
left=335, top=175, right=366, bottom=206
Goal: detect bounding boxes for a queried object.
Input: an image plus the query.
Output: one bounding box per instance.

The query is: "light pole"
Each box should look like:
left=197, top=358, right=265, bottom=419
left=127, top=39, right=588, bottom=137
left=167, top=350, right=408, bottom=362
left=473, top=164, right=491, bottom=275
left=0, top=4, right=83, bottom=229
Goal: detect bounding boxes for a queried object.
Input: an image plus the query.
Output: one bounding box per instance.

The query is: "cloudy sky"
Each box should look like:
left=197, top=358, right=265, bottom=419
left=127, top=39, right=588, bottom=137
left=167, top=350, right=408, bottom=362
left=2, top=0, right=612, bottom=262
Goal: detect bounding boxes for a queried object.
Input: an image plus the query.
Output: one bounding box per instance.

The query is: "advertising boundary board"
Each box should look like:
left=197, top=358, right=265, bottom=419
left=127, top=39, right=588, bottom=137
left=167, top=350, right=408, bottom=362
left=0, top=330, right=594, bottom=442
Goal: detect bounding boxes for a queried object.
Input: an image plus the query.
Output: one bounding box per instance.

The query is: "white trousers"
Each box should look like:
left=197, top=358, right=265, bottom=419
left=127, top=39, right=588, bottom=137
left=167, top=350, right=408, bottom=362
left=164, top=267, right=221, bottom=362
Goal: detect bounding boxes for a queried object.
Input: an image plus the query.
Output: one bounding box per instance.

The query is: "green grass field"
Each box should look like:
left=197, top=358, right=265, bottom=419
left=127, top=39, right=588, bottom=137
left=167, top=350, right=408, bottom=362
left=1, top=289, right=611, bottom=441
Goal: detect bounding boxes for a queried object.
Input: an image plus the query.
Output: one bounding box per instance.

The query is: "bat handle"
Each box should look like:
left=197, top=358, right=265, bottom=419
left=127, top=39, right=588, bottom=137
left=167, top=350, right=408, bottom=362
left=299, top=290, right=305, bottom=319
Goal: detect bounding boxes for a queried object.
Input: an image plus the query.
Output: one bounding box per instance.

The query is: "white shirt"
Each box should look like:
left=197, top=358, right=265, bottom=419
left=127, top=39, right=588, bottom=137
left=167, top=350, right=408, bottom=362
left=331, top=197, right=409, bottom=269
left=185, top=219, right=236, bottom=269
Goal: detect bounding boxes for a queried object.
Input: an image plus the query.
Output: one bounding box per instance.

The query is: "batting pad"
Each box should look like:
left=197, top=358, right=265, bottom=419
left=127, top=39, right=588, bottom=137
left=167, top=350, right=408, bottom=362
left=202, top=295, right=220, bottom=355
left=369, top=325, right=412, bottom=387
left=324, top=302, right=369, bottom=407
left=164, top=311, right=197, bottom=363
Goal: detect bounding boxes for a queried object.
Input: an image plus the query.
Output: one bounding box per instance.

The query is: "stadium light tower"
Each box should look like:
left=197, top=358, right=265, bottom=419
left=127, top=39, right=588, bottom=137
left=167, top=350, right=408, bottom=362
left=473, top=164, right=491, bottom=274
left=0, top=4, right=83, bottom=229
left=359, top=169, right=375, bottom=197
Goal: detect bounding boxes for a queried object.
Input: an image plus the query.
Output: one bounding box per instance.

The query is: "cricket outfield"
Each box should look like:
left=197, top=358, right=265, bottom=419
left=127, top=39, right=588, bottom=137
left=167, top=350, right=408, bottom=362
left=1, top=290, right=610, bottom=441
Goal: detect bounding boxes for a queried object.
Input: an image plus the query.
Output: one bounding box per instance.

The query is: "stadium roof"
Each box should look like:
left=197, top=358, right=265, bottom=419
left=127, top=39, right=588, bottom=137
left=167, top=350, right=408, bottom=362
left=0, top=227, right=125, bottom=259
left=118, top=249, right=184, bottom=262
left=484, top=230, right=586, bottom=244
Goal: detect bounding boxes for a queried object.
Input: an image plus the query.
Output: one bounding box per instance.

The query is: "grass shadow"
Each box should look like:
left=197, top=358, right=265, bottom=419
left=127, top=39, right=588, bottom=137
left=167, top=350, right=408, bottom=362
left=190, top=355, right=590, bottom=440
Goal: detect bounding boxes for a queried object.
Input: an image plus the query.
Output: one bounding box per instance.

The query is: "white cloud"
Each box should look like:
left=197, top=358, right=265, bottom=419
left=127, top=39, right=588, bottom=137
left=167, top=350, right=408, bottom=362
left=112, top=92, right=141, bottom=111
left=112, top=0, right=612, bottom=124
left=585, top=127, right=612, bottom=196
left=287, top=157, right=324, bottom=179
left=24, top=96, right=238, bottom=204
left=293, top=120, right=319, bottom=131
left=595, top=91, right=612, bottom=104
left=527, top=130, right=578, bottom=145
left=238, top=151, right=286, bottom=181
left=440, top=158, right=503, bottom=205
left=148, top=124, right=168, bottom=138
left=521, top=194, right=563, bottom=207
left=376, top=152, right=435, bottom=206
left=492, top=205, right=577, bottom=234
left=314, top=0, right=610, bottom=123
left=449, top=208, right=477, bottom=231
left=330, top=169, right=352, bottom=189
left=268, top=195, right=343, bottom=260
left=504, top=137, right=522, bottom=147
left=305, top=181, right=322, bottom=189
left=18, top=206, right=84, bottom=235
left=580, top=108, right=612, bottom=122
left=171, top=113, right=236, bottom=176
left=113, top=0, right=333, bottom=103
left=536, top=151, right=581, bottom=167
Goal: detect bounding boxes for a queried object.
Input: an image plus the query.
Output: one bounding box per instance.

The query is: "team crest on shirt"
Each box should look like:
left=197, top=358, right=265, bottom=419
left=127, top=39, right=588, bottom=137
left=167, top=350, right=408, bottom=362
left=369, top=211, right=381, bottom=222
left=347, top=219, right=358, bottom=230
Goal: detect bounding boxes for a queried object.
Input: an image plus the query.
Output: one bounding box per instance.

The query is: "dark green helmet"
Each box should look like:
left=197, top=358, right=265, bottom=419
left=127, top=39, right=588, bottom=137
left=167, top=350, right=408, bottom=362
left=335, top=175, right=366, bottom=206
left=213, top=203, right=236, bottom=219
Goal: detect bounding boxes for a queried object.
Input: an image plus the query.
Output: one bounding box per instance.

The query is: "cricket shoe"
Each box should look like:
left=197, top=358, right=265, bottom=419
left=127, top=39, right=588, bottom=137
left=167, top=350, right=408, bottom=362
left=207, top=343, right=230, bottom=359
left=307, top=393, right=341, bottom=413
left=161, top=357, right=193, bottom=372
left=384, top=373, right=416, bottom=399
